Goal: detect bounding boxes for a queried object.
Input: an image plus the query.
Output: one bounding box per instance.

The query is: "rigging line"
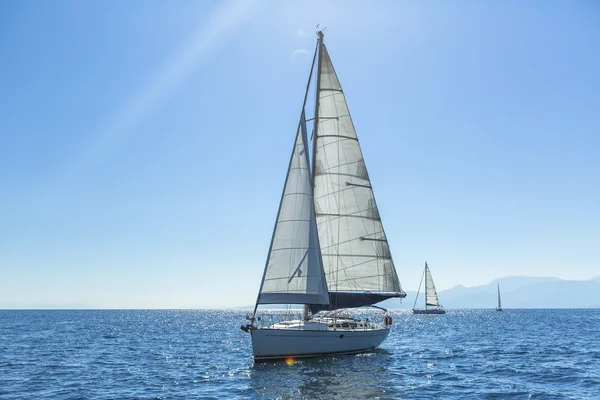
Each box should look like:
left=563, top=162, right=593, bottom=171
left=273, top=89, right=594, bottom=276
left=316, top=207, right=380, bottom=217
left=319, top=235, right=373, bottom=249
left=335, top=70, right=341, bottom=304
left=319, top=91, right=342, bottom=101
left=317, top=213, right=381, bottom=222
left=323, top=257, right=382, bottom=270
left=301, top=38, right=319, bottom=114
left=413, top=265, right=425, bottom=309
left=306, top=30, right=326, bottom=320
left=310, top=31, right=324, bottom=188
left=321, top=254, right=389, bottom=261
left=265, top=276, right=318, bottom=282
left=326, top=242, right=359, bottom=293
left=340, top=257, right=361, bottom=292
left=327, top=272, right=392, bottom=283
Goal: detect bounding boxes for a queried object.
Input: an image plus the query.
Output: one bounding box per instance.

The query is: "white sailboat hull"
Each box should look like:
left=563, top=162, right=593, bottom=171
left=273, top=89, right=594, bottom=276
left=412, top=308, right=446, bottom=315
left=251, top=323, right=389, bottom=360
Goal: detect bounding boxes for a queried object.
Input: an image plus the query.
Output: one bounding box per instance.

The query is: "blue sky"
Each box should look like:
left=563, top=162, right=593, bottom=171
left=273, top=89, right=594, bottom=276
left=1, top=0, right=598, bottom=308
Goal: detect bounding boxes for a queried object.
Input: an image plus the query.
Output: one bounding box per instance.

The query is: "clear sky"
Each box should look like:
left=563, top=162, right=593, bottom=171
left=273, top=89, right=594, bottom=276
left=1, top=0, right=598, bottom=309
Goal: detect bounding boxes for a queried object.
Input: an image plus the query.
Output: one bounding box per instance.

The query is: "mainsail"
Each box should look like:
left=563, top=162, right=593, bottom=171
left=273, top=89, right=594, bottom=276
left=425, top=263, right=441, bottom=307
left=255, top=112, right=329, bottom=308
left=311, top=36, right=405, bottom=311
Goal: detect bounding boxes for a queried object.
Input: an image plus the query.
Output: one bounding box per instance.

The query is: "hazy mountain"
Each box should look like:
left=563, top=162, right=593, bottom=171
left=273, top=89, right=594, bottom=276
left=239, top=276, right=600, bottom=310
left=381, top=276, right=600, bottom=309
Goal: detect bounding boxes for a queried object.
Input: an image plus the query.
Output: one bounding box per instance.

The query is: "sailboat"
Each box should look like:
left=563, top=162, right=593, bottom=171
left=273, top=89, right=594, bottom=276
left=496, top=283, right=502, bottom=311
left=241, top=31, right=406, bottom=361
left=412, top=262, right=446, bottom=314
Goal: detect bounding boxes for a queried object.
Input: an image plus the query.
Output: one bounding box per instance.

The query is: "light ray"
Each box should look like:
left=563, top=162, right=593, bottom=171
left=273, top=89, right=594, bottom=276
left=65, top=0, right=259, bottom=178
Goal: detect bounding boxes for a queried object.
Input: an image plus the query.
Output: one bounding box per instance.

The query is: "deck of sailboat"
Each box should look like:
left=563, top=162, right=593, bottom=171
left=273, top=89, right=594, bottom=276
left=260, top=317, right=384, bottom=332
left=412, top=308, right=446, bottom=315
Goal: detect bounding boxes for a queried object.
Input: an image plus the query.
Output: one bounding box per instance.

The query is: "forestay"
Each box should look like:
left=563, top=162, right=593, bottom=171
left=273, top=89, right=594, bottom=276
left=256, top=112, right=329, bottom=306
left=312, top=43, right=404, bottom=309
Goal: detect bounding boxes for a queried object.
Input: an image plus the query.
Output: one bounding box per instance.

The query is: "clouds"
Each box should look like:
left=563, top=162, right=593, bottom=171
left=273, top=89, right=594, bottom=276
left=291, top=49, right=310, bottom=59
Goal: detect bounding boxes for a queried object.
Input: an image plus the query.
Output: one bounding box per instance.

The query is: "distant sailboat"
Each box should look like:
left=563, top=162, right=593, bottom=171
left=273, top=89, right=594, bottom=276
left=412, top=262, right=446, bottom=314
left=496, top=283, right=502, bottom=311
left=241, top=30, right=406, bottom=360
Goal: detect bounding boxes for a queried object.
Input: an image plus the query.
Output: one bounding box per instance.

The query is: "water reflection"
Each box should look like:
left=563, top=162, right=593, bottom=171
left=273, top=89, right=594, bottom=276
left=249, top=349, right=404, bottom=399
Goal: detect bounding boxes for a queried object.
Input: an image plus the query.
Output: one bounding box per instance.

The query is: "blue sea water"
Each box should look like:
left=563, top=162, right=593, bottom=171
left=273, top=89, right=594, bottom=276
left=0, top=309, right=599, bottom=399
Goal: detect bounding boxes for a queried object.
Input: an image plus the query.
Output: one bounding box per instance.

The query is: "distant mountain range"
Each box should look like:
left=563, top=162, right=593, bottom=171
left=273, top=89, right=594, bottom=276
left=382, top=276, right=600, bottom=309
left=235, top=276, right=600, bottom=310
left=3, top=276, right=597, bottom=310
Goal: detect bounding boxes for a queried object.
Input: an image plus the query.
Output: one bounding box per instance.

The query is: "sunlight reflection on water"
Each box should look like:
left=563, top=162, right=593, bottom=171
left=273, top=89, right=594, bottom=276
left=0, top=309, right=599, bottom=399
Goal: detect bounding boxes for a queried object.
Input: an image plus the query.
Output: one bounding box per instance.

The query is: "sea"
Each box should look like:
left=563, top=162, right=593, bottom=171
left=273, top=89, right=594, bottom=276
left=0, top=309, right=598, bottom=399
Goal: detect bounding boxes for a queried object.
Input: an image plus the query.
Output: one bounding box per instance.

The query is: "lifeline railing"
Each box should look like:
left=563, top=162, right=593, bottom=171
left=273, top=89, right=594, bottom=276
left=246, top=310, right=390, bottom=331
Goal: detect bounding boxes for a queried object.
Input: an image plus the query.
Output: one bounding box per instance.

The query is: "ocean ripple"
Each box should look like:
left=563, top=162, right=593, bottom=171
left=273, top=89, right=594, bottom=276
left=0, top=309, right=598, bottom=399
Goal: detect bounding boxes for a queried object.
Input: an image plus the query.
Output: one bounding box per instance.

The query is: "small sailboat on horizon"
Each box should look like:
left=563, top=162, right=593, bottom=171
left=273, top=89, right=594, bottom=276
left=241, top=30, right=406, bottom=361
left=496, top=283, right=502, bottom=311
left=412, top=262, right=446, bottom=315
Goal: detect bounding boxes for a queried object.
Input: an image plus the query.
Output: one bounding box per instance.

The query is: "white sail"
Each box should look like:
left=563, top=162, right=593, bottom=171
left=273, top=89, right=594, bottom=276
left=497, top=284, right=502, bottom=309
left=257, top=112, right=329, bottom=306
left=425, top=264, right=440, bottom=307
left=312, top=44, right=402, bottom=299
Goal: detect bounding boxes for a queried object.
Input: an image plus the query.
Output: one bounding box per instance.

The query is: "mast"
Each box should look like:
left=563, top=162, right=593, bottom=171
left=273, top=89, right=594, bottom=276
left=310, top=30, right=324, bottom=209
left=304, top=30, right=325, bottom=321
